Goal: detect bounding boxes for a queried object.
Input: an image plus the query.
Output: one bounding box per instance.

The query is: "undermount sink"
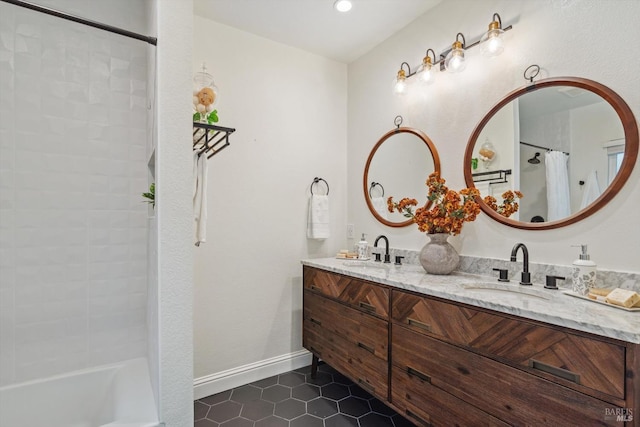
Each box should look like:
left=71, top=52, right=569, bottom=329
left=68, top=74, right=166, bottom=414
left=463, top=283, right=551, bottom=300
left=342, top=260, right=390, bottom=269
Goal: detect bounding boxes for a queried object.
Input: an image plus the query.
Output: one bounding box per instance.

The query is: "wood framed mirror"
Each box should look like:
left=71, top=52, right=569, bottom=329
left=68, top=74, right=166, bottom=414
left=364, top=127, right=441, bottom=227
left=464, top=77, right=638, bottom=230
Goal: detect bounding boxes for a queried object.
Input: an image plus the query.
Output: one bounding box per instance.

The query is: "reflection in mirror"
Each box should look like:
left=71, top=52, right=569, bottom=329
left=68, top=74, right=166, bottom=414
left=364, top=127, right=440, bottom=227
left=464, top=77, right=638, bottom=230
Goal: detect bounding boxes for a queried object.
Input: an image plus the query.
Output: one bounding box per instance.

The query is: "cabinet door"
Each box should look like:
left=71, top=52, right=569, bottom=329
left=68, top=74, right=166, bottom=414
left=392, top=290, right=625, bottom=400
left=391, top=366, right=509, bottom=427
left=340, top=280, right=389, bottom=319
left=304, top=291, right=388, bottom=360
left=304, top=267, right=389, bottom=318
left=393, top=324, right=625, bottom=426
left=303, top=318, right=388, bottom=398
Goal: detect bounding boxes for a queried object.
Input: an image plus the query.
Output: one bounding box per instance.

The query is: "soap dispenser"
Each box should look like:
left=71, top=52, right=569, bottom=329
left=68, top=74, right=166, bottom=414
left=571, top=244, right=597, bottom=295
left=356, top=233, right=369, bottom=260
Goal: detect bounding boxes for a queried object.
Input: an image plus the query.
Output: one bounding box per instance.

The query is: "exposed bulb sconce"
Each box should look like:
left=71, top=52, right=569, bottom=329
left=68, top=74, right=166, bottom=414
left=333, top=0, right=352, bottom=12
left=480, top=13, right=505, bottom=57
left=417, top=49, right=437, bottom=84
left=393, top=62, right=413, bottom=95
left=444, top=33, right=466, bottom=73
left=390, top=11, right=514, bottom=94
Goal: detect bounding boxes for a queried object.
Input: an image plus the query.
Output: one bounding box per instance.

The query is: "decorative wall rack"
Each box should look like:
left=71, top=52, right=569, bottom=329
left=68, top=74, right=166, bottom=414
left=472, top=169, right=511, bottom=184
left=193, top=122, right=236, bottom=159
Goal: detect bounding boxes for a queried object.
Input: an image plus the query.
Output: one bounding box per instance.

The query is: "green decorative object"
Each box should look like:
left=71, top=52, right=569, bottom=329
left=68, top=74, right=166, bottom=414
left=142, top=183, right=155, bottom=208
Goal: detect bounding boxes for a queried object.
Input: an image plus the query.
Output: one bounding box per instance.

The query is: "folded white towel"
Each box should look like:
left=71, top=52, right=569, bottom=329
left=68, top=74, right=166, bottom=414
left=193, top=153, right=208, bottom=246
left=371, top=197, right=388, bottom=220
left=307, top=195, right=330, bottom=239
left=580, top=170, right=601, bottom=210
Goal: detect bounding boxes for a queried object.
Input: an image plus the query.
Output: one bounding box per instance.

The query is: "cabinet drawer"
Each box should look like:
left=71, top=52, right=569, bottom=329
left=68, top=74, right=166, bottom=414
left=392, top=290, right=625, bottom=400
left=303, top=318, right=388, bottom=399
left=392, top=325, right=625, bottom=426
left=304, top=290, right=388, bottom=360
left=304, top=266, right=351, bottom=298
left=391, top=366, right=509, bottom=427
left=304, top=267, right=389, bottom=318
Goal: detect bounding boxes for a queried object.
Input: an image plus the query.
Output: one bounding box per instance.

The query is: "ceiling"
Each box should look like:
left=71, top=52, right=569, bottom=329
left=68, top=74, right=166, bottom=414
left=194, top=0, right=442, bottom=63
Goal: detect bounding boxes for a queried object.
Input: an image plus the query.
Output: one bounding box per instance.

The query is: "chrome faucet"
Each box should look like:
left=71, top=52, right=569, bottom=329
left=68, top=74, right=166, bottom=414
left=510, top=243, right=532, bottom=286
left=374, top=235, right=391, bottom=263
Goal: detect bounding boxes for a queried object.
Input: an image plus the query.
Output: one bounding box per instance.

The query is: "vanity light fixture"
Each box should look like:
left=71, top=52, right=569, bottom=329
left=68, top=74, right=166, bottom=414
left=417, top=49, right=437, bottom=84
left=333, top=0, right=352, bottom=12
left=480, top=13, right=505, bottom=57
left=391, top=12, right=513, bottom=94
left=393, top=62, right=413, bottom=95
left=444, top=33, right=466, bottom=73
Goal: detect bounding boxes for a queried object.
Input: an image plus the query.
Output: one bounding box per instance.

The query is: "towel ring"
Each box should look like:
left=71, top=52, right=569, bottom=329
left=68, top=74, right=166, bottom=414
left=310, top=177, right=329, bottom=195
left=369, top=182, right=385, bottom=198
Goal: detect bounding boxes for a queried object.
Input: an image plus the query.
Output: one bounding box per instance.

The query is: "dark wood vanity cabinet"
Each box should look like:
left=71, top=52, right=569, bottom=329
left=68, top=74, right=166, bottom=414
left=302, top=267, right=390, bottom=399
left=303, top=266, right=638, bottom=426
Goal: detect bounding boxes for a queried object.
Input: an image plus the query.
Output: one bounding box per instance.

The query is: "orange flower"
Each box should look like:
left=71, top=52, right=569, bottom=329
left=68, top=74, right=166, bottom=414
left=388, top=172, right=523, bottom=235
left=483, top=191, right=523, bottom=218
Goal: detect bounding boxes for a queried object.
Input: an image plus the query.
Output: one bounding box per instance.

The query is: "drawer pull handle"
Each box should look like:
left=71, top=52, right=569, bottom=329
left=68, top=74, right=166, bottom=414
left=310, top=285, right=320, bottom=291
left=359, top=301, right=377, bottom=312
left=405, top=409, right=431, bottom=426
left=407, top=318, right=431, bottom=332
left=357, top=342, right=375, bottom=354
left=310, top=318, right=322, bottom=326
left=529, top=359, right=581, bottom=384
left=407, top=366, right=431, bottom=383
left=357, top=379, right=375, bottom=393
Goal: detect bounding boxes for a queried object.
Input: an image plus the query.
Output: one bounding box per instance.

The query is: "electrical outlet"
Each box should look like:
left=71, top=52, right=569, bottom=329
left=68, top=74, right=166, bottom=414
left=346, top=223, right=355, bottom=239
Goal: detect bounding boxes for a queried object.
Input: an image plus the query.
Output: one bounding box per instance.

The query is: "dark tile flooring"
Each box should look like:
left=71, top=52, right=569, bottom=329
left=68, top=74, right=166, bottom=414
left=194, top=363, right=413, bottom=427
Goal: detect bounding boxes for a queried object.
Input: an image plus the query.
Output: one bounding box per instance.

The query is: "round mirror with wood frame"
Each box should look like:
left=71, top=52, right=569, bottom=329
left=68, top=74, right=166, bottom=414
left=364, top=127, right=441, bottom=227
left=464, top=77, right=639, bottom=230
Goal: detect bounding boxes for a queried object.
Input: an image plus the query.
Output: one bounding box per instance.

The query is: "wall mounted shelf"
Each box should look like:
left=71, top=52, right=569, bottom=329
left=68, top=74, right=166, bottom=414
left=193, top=122, right=236, bottom=159
left=472, top=169, right=511, bottom=184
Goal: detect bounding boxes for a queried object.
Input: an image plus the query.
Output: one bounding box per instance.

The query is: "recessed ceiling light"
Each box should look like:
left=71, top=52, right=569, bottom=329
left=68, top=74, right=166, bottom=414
left=334, top=0, right=352, bottom=13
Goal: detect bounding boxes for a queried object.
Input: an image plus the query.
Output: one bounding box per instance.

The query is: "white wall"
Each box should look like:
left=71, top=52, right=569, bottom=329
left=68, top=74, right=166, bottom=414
left=0, top=0, right=150, bottom=386
left=192, top=17, right=347, bottom=382
left=348, top=0, right=640, bottom=272
left=569, top=101, right=622, bottom=212
left=156, top=0, right=194, bottom=425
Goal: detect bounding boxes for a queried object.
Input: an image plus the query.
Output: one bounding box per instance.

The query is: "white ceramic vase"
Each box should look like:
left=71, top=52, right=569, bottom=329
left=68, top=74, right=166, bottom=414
left=419, top=233, right=459, bottom=275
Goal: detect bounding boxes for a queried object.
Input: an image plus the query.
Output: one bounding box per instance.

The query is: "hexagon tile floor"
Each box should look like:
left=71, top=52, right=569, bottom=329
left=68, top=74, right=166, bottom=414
left=194, top=363, right=414, bottom=427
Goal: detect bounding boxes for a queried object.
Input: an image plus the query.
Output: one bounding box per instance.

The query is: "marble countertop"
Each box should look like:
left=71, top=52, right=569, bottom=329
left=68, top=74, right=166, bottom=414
left=301, top=258, right=640, bottom=344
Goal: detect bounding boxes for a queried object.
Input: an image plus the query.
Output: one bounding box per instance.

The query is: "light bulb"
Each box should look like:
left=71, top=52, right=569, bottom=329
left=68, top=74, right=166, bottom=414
left=417, top=56, right=434, bottom=85
left=444, top=40, right=465, bottom=73
left=393, top=68, right=408, bottom=95
left=333, top=0, right=352, bottom=12
left=480, top=20, right=505, bottom=57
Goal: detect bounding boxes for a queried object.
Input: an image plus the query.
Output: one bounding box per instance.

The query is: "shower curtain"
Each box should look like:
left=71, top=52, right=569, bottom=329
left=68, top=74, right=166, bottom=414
left=545, top=151, right=571, bottom=221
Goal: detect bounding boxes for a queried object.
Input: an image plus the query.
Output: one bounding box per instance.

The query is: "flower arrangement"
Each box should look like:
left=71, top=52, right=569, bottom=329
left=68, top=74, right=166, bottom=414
left=387, top=172, right=522, bottom=235
left=483, top=190, right=523, bottom=218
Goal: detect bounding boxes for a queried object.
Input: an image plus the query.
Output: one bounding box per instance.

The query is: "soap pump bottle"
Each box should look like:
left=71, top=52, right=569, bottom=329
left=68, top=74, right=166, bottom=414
left=571, top=244, right=597, bottom=295
left=356, top=233, right=369, bottom=260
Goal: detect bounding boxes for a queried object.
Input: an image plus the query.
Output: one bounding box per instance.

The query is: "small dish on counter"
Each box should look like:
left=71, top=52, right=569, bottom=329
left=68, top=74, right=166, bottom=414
left=562, top=290, right=640, bottom=312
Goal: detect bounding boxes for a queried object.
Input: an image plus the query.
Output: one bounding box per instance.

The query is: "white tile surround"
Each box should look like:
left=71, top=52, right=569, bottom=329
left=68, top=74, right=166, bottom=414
left=0, top=3, right=149, bottom=386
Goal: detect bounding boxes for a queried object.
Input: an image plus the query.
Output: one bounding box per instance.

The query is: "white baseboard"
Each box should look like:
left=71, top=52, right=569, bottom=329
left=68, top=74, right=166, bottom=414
left=193, top=350, right=313, bottom=400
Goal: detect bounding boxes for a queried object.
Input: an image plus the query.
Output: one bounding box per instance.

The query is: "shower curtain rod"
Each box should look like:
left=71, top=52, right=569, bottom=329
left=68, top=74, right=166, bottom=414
left=1, top=0, right=157, bottom=46
left=520, top=141, right=569, bottom=156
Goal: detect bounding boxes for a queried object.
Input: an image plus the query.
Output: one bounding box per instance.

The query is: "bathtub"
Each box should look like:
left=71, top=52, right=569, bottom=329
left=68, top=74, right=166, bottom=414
left=0, top=358, right=159, bottom=427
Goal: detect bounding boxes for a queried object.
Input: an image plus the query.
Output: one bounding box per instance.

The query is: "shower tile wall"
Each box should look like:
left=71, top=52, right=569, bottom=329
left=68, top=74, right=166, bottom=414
left=0, top=3, right=149, bottom=386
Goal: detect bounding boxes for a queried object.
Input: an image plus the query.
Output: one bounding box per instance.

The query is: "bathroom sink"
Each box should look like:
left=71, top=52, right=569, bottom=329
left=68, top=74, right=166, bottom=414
left=342, top=260, right=391, bottom=270
left=463, top=283, right=551, bottom=300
